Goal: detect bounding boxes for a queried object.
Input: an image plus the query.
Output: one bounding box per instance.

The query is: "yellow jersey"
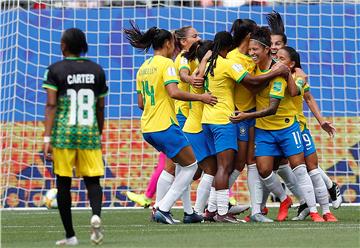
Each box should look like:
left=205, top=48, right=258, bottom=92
left=182, top=85, right=204, bottom=133
left=227, top=48, right=256, bottom=112
left=174, top=51, right=198, bottom=117
left=202, top=56, right=248, bottom=125
left=255, top=67, right=297, bottom=130
left=136, top=55, right=180, bottom=133
left=292, top=75, right=310, bottom=131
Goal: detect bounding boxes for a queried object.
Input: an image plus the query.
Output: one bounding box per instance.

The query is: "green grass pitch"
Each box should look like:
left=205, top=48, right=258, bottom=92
left=2, top=206, right=359, bottom=247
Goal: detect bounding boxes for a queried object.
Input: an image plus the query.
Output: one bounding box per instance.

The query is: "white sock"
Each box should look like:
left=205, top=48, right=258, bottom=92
left=207, top=187, right=217, bottom=212
left=277, top=163, right=306, bottom=205
left=247, top=164, right=263, bottom=215
left=293, top=164, right=317, bottom=213
left=182, top=185, right=193, bottom=215
left=158, top=162, right=198, bottom=212
left=318, top=167, right=333, bottom=189
left=309, top=168, right=330, bottom=214
left=154, top=170, right=174, bottom=208
left=216, top=189, right=229, bottom=216
left=194, top=174, right=214, bottom=214
left=175, top=163, right=194, bottom=214
left=261, top=171, right=287, bottom=202
left=228, top=169, right=241, bottom=188
left=261, top=182, right=270, bottom=210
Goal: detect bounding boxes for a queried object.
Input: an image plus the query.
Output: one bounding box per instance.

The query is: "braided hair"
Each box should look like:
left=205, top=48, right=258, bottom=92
left=204, top=31, right=233, bottom=78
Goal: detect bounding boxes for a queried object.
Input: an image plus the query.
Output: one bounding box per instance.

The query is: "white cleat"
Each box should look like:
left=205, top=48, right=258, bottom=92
left=90, top=215, right=104, bottom=245
left=55, top=236, right=79, bottom=246
left=228, top=204, right=250, bottom=215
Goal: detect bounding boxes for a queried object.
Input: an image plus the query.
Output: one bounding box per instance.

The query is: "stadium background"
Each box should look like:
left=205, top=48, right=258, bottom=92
left=1, top=2, right=359, bottom=208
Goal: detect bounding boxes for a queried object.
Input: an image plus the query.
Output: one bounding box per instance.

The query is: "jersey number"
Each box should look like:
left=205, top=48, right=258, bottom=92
left=291, top=131, right=302, bottom=149
left=141, top=81, right=155, bottom=106
left=67, top=89, right=94, bottom=126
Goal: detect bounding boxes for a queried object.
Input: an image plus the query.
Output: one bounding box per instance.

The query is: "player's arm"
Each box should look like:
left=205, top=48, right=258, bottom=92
left=137, top=93, right=144, bottom=110
left=240, top=63, right=289, bottom=93
left=165, top=83, right=217, bottom=106
left=230, top=97, right=280, bottom=123
left=96, top=97, right=105, bottom=135
left=179, top=68, right=204, bottom=88
left=286, top=73, right=301, bottom=97
left=43, top=88, right=57, bottom=159
left=303, top=90, right=336, bottom=138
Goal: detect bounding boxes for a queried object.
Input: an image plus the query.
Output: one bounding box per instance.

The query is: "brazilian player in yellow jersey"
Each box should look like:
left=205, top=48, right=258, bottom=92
left=277, top=46, right=339, bottom=221
left=173, top=26, right=202, bottom=127
left=43, top=28, right=107, bottom=246
left=124, top=22, right=216, bottom=224
left=231, top=27, right=325, bottom=222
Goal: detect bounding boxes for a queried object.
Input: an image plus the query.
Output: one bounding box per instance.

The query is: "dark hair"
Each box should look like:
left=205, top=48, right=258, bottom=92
left=250, top=26, right=272, bottom=48
left=231, top=19, right=257, bottom=47
left=280, top=46, right=302, bottom=69
left=204, top=31, right=234, bottom=78
left=183, top=40, right=214, bottom=62
left=266, top=11, right=287, bottom=45
left=123, top=20, right=173, bottom=53
left=61, top=28, right=88, bottom=55
left=174, top=26, right=193, bottom=50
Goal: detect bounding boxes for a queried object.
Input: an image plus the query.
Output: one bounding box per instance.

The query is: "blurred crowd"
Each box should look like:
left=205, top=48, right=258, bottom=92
left=1, top=0, right=354, bottom=9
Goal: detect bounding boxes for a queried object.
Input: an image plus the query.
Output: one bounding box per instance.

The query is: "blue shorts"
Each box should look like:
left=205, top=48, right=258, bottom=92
left=176, top=113, right=187, bottom=129
left=143, top=124, right=190, bottom=159
left=255, top=121, right=304, bottom=157
left=237, top=118, right=256, bottom=142
left=301, top=128, right=316, bottom=157
left=202, top=123, right=238, bottom=154
left=184, top=131, right=214, bottom=163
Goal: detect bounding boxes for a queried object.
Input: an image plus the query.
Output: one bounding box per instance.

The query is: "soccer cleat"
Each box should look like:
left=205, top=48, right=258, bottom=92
left=328, top=182, right=342, bottom=209
left=202, top=209, right=216, bottom=222
left=213, top=213, right=240, bottom=223
left=261, top=207, right=269, bottom=216
left=90, top=215, right=104, bottom=245
left=228, top=204, right=250, bottom=215
left=183, top=211, right=204, bottom=224
left=169, top=211, right=181, bottom=223
left=277, top=196, right=292, bottom=221
left=250, top=213, right=274, bottom=223
left=126, top=191, right=152, bottom=208
left=323, top=212, right=338, bottom=222
left=291, top=203, right=310, bottom=221
left=55, top=236, right=79, bottom=246
left=309, top=212, right=325, bottom=222
left=154, top=208, right=175, bottom=224
left=244, top=215, right=251, bottom=222
left=229, top=196, right=237, bottom=206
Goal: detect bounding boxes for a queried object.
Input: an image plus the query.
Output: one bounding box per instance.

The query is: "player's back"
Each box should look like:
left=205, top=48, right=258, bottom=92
left=43, top=57, right=108, bottom=149
left=136, top=55, right=179, bottom=133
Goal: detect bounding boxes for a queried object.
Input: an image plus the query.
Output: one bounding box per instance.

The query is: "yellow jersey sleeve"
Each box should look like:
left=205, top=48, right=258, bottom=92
left=269, top=78, right=286, bottom=99
left=163, top=60, right=179, bottom=86
left=293, top=76, right=309, bottom=131
left=179, top=55, right=191, bottom=71
left=174, top=52, right=192, bottom=117
left=136, top=70, right=141, bottom=93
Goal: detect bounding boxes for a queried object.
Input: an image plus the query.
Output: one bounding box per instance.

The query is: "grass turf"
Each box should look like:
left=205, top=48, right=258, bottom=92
left=2, top=206, right=359, bottom=247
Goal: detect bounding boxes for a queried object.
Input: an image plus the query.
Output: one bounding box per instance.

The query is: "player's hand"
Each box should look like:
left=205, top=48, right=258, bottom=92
left=190, top=74, right=204, bottom=88
left=43, top=142, right=53, bottom=161
left=200, top=92, right=217, bottom=106
left=229, top=111, right=248, bottom=123
left=320, top=121, right=336, bottom=138
left=273, top=62, right=290, bottom=78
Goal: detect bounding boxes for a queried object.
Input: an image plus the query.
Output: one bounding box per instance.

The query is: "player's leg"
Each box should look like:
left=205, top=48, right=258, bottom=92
left=281, top=123, right=324, bottom=222
left=77, top=149, right=105, bottom=244
left=53, top=148, right=78, bottom=246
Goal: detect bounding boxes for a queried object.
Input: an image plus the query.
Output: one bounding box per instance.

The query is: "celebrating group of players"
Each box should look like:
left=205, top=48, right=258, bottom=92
left=124, top=11, right=342, bottom=224
left=42, top=10, right=343, bottom=246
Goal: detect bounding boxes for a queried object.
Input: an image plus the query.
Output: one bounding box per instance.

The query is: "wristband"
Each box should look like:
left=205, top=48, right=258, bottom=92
left=44, top=136, right=51, bottom=143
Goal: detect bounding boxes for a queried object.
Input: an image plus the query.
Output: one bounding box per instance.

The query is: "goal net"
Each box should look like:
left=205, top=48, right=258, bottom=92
left=1, top=0, right=359, bottom=208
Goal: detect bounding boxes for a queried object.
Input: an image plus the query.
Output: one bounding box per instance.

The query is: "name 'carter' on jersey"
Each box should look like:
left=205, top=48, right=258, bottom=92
left=43, top=57, right=108, bottom=149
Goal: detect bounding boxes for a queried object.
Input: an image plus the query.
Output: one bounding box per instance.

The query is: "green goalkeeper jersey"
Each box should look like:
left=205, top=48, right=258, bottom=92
left=43, top=57, right=108, bottom=149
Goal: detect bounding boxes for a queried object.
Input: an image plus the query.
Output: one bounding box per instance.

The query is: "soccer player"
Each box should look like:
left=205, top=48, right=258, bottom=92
left=124, top=22, right=217, bottom=224
left=267, top=10, right=342, bottom=210
left=43, top=28, right=107, bottom=245
left=230, top=27, right=325, bottom=222
left=277, top=46, right=338, bottom=221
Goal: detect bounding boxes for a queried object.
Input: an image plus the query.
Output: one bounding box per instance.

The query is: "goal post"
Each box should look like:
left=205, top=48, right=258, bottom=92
left=1, top=0, right=359, bottom=208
